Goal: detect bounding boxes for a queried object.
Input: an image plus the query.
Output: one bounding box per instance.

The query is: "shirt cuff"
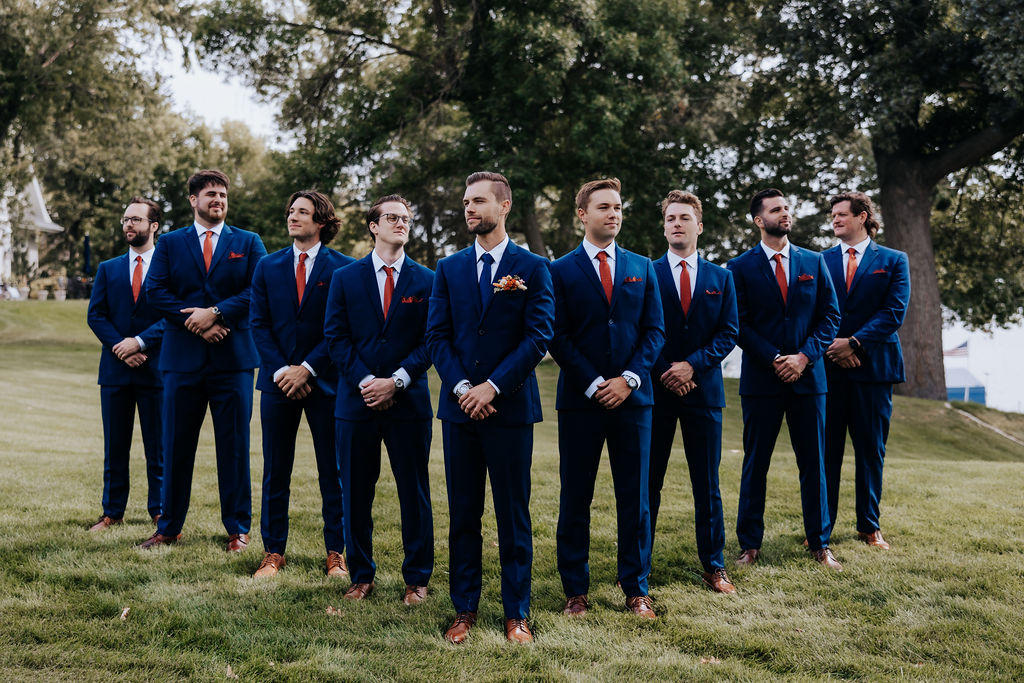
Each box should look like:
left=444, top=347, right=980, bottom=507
left=454, top=379, right=472, bottom=396
left=393, top=368, right=412, bottom=388
left=585, top=376, right=605, bottom=399
left=486, top=379, right=501, bottom=395
left=622, top=371, right=641, bottom=390
left=134, top=336, right=146, bottom=352
left=272, top=366, right=290, bottom=382
left=301, top=361, right=317, bottom=377
left=359, top=374, right=375, bottom=388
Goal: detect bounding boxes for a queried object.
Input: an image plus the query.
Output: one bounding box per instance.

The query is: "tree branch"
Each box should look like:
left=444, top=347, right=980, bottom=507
left=923, top=108, right=1024, bottom=184
left=278, top=20, right=428, bottom=62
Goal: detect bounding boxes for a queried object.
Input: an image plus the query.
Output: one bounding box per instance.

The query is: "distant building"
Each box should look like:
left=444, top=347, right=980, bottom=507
left=945, top=367, right=986, bottom=405
left=0, top=177, right=65, bottom=284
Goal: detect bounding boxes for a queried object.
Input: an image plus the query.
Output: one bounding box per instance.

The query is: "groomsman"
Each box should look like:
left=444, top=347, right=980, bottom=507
left=86, top=197, right=166, bottom=531
left=727, top=188, right=841, bottom=570
left=324, top=194, right=435, bottom=603
left=249, top=190, right=353, bottom=577
left=550, top=178, right=665, bottom=618
left=823, top=191, right=910, bottom=550
left=649, top=190, right=738, bottom=593
left=425, top=172, right=555, bottom=644
left=141, top=169, right=267, bottom=551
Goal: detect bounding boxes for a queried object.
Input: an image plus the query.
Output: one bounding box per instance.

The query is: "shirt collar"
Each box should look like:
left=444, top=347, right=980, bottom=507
left=372, top=249, right=405, bottom=273
left=294, top=241, right=322, bottom=260
left=760, top=240, right=790, bottom=260
left=195, top=222, right=224, bottom=236
left=129, top=246, right=155, bottom=264
left=667, top=250, right=698, bottom=271
left=475, top=235, right=509, bottom=263
left=582, top=237, right=616, bottom=261
left=842, top=236, right=871, bottom=256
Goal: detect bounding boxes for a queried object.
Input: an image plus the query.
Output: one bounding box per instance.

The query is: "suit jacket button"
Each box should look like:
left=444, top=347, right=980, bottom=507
left=474, top=360, right=480, bottom=367
left=381, top=338, right=387, bottom=344
left=608, top=320, right=614, bottom=326
left=478, top=328, right=485, bottom=335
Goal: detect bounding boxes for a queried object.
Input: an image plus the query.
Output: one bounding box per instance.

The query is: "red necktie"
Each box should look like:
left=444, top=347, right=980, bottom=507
left=679, top=261, right=691, bottom=316
left=597, top=251, right=613, bottom=304
left=773, top=253, right=787, bottom=304
left=296, top=252, right=308, bottom=303
left=131, top=255, right=143, bottom=303
left=382, top=265, right=395, bottom=318
left=845, top=247, right=857, bottom=291
left=203, top=230, right=213, bottom=272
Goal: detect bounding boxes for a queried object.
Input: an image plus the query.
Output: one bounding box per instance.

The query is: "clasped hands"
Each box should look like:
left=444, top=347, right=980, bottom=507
left=360, top=377, right=398, bottom=411
left=660, top=361, right=697, bottom=397
left=181, top=306, right=229, bottom=343
left=773, top=352, right=810, bottom=382
left=826, top=337, right=861, bottom=369
left=460, top=382, right=497, bottom=420
left=112, top=337, right=147, bottom=367
left=278, top=365, right=313, bottom=400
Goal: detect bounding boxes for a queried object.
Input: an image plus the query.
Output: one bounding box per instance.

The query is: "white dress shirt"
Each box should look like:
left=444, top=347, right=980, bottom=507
left=129, top=246, right=155, bottom=350
left=841, top=236, right=871, bottom=274
left=666, top=250, right=698, bottom=300
left=759, top=240, right=791, bottom=281
left=194, top=222, right=225, bottom=257
left=358, top=250, right=412, bottom=390
left=273, top=241, right=323, bottom=383
left=453, top=236, right=511, bottom=396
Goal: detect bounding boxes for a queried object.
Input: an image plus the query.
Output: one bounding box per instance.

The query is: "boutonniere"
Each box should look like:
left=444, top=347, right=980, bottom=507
left=401, top=296, right=424, bottom=303
left=493, top=275, right=527, bottom=292
left=228, top=251, right=245, bottom=259
left=623, top=276, right=643, bottom=283
left=705, top=289, right=722, bottom=295
left=871, top=268, right=888, bottom=275
left=797, top=274, right=814, bottom=282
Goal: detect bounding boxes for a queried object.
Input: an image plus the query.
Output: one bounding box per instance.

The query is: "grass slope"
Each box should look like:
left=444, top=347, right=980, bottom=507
left=1, top=301, right=1023, bottom=681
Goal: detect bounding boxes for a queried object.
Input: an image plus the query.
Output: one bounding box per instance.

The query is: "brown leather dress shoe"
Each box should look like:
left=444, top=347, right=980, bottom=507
left=811, top=547, right=844, bottom=571
left=138, top=532, right=181, bottom=549
left=88, top=515, right=122, bottom=532
left=735, top=548, right=760, bottom=566
left=444, top=611, right=477, bottom=644
left=403, top=585, right=428, bottom=605
left=253, top=552, right=285, bottom=577
left=625, top=595, right=657, bottom=619
left=344, top=582, right=375, bottom=600
left=702, top=568, right=737, bottom=594
left=226, top=533, right=249, bottom=553
left=858, top=529, right=891, bottom=550
left=326, top=551, right=348, bottom=577
left=151, top=514, right=161, bottom=526
left=505, top=618, right=533, bottom=644
left=563, top=594, right=589, bottom=616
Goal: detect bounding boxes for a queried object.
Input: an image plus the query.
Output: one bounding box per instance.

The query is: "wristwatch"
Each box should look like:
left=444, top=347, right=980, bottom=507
left=622, top=375, right=639, bottom=391
left=454, top=383, right=470, bottom=398
left=211, top=306, right=222, bottom=321
left=392, top=375, right=405, bottom=390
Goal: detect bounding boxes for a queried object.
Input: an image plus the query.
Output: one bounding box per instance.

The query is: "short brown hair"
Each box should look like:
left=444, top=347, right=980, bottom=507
left=661, top=190, right=702, bottom=221
left=830, top=191, right=880, bottom=238
left=576, top=178, right=622, bottom=212
left=465, top=171, right=511, bottom=204
left=749, top=188, right=784, bottom=219
left=287, top=190, right=341, bottom=244
left=187, top=169, right=230, bottom=197
left=366, top=194, right=412, bottom=240
left=128, top=196, right=161, bottom=224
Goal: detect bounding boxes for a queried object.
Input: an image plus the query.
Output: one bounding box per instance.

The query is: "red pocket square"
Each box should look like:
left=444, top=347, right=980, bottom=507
left=401, top=296, right=424, bottom=303
left=705, top=289, right=722, bottom=295
left=623, top=276, right=643, bottom=283
left=228, top=251, right=245, bottom=259
left=871, top=268, right=888, bottom=274
left=316, top=281, right=327, bottom=287
left=797, top=274, right=814, bottom=282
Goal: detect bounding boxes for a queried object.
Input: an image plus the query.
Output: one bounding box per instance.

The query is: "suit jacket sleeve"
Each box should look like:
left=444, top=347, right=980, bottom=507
left=488, top=260, right=555, bottom=392
left=249, top=258, right=289, bottom=373
left=87, top=263, right=123, bottom=348
left=624, top=259, right=666, bottom=378
left=853, top=251, right=910, bottom=346
left=728, top=258, right=780, bottom=366
left=144, top=237, right=190, bottom=327
left=137, top=318, right=165, bottom=351
left=216, top=234, right=267, bottom=328
left=425, top=259, right=472, bottom=388
left=324, top=268, right=374, bottom=388
left=685, top=269, right=738, bottom=374
left=797, top=254, right=841, bottom=363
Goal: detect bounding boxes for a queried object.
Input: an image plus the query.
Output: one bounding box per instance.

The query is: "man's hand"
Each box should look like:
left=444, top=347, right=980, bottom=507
left=594, top=376, right=631, bottom=409
left=182, top=306, right=219, bottom=334
left=826, top=338, right=857, bottom=363
left=122, top=352, right=148, bottom=368
left=112, top=337, right=141, bottom=361
left=836, top=355, right=861, bottom=369
left=360, top=377, right=398, bottom=410
left=660, top=361, right=695, bottom=394
left=773, top=353, right=809, bottom=383
left=674, top=379, right=698, bottom=397
left=277, top=365, right=312, bottom=400
left=200, top=323, right=230, bottom=343
left=459, top=383, right=497, bottom=420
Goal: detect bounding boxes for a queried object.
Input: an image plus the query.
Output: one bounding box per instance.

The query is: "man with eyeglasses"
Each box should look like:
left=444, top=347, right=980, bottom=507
left=86, top=197, right=166, bottom=532
left=140, top=169, right=268, bottom=552
left=324, top=194, right=435, bottom=604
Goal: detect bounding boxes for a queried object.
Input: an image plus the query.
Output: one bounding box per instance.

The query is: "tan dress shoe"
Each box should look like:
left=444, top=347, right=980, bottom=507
left=138, top=532, right=181, bottom=549
left=563, top=594, right=589, bottom=616
left=89, top=515, right=122, bottom=532
left=254, top=552, right=285, bottom=577
left=702, top=568, right=737, bottom=594
left=858, top=530, right=890, bottom=550
left=625, top=595, right=657, bottom=619
left=505, top=618, right=533, bottom=644
left=735, top=548, right=760, bottom=566
left=811, top=547, right=844, bottom=571
left=326, top=551, right=348, bottom=577
left=344, top=582, right=375, bottom=600
left=403, top=585, right=428, bottom=605
left=444, top=611, right=477, bottom=644
left=226, top=533, right=249, bottom=553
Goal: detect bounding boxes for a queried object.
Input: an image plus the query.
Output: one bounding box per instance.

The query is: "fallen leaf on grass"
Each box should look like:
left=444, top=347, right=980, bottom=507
left=226, top=664, right=238, bottom=679
left=326, top=606, right=342, bottom=616
left=913, top=663, right=924, bottom=668
left=119, top=607, right=130, bottom=621
left=700, top=657, right=721, bottom=665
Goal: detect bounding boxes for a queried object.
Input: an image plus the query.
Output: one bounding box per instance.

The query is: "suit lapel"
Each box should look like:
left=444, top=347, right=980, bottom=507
left=207, top=225, right=234, bottom=276
left=654, top=256, right=681, bottom=324
left=360, top=256, right=386, bottom=327
left=824, top=246, right=846, bottom=306
left=118, top=254, right=138, bottom=311
left=299, top=247, right=330, bottom=312
left=481, top=243, right=518, bottom=320
left=184, top=226, right=206, bottom=276
left=849, top=241, right=878, bottom=294
left=689, top=256, right=709, bottom=316
left=573, top=244, right=608, bottom=306
left=609, top=245, right=628, bottom=311
left=753, top=246, right=785, bottom=308
left=383, top=256, right=416, bottom=332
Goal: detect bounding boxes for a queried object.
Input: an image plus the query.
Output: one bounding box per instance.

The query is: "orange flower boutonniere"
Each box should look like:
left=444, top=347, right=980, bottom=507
left=493, top=274, right=528, bottom=292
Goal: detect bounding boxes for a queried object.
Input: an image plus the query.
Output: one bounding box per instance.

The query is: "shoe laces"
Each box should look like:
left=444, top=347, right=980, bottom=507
left=454, top=612, right=476, bottom=626
left=629, top=595, right=653, bottom=609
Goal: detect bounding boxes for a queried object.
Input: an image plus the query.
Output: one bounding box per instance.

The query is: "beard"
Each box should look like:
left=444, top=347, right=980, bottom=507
left=468, top=215, right=498, bottom=235
left=196, top=205, right=225, bottom=226
left=763, top=220, right=791, bottom=237
left=126, top=229, right=152, bottom=248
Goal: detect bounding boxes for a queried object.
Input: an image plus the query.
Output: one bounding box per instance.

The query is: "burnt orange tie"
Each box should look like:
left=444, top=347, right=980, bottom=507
left=597, top=251, right=613, bottom=304
left=203, top=230, right=213, bottom=272
left=382, top=265, right=395, bottom=318
left=845, top=247, right=857, bottom=291
left=131, top=255, right=143, bottom=303
left=296, top=252, right=308, bottom=304
left=679, top=261, right=691, bottom=316
left=773, top=253, right=787, bottom=304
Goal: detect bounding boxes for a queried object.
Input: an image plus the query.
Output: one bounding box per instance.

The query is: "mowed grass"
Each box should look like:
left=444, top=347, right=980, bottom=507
left=1, top=300, right=1023, bottom=681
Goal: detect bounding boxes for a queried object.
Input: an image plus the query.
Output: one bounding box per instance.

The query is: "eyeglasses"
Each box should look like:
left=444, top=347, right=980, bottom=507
left=378, top=213, right=411, bottom=226
left=121, top=216, right=152, bottom=226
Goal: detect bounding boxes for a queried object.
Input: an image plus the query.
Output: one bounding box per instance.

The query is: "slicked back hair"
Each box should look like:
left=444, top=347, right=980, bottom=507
left=465, top=171, right=512, bottom=204
left=661, top=190, right=702, bottom=221
left=287, top=189, right=341, bottom=244
left=830, top=191, right=880, bottom=238
left=749, top=188, right=784, bottom=220
left=366, top=194, right=412, bottom=240
left=576, top=178, right=622, bottom=212
left=187, top=169, right=230, bottom=197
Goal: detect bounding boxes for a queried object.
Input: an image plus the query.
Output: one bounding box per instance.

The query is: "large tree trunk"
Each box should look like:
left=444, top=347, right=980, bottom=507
left=518, top=193, right=548, bottom=257
left=876, top=154, right=946, bottom=400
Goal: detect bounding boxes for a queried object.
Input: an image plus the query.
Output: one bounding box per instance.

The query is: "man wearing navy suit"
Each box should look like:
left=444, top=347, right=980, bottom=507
left=87, top=197, right=166, bottom=531
left=727, top=188, right=842, bottom=570
left=249, top=190, right=353, bottom=578
left=650, top=191, right=738, bottom=593
left=425, top=172, right=554, bottom=644
left=140, top=169, right=267, bottom=551
left=823, top=192, right=910, bottom=551
left=550, top=178, right=665, bottom=619
left=325, top=194, right=434, bottom=604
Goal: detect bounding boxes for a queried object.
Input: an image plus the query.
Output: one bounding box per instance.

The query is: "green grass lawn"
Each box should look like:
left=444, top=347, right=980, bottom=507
left=2, top=301, right=1023, bottom=681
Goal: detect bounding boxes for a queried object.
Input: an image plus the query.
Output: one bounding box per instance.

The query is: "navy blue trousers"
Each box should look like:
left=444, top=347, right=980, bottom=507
left=99, top=384, right=163, bottom=519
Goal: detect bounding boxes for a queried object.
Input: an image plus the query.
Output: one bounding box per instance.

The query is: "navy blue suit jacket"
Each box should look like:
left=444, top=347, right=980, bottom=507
left=325, top=253, right=434, bottom=421
left=146, top=224, right=267, bottom=373
left=250, top=245, right=353, bottom=397
left=727, top=244, right=840, bottom=396
left=652, top=254, right=738, bottom=409
left=426, top=241, right=555, bottom=425
left=823, top=241, right=909, bottom=384
left=549, top=244, right=665, bottom=411
left=87, top=253, right=165, bottom=387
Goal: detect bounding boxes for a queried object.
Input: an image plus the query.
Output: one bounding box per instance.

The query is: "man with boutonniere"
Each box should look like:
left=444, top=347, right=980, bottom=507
left=727, top=188, right=841, bottom=571
left=425, top=172, right=555, bottom=644
left=324, top=194, right=435, bottom=604
left=549, top=178, right=665, bottom=620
